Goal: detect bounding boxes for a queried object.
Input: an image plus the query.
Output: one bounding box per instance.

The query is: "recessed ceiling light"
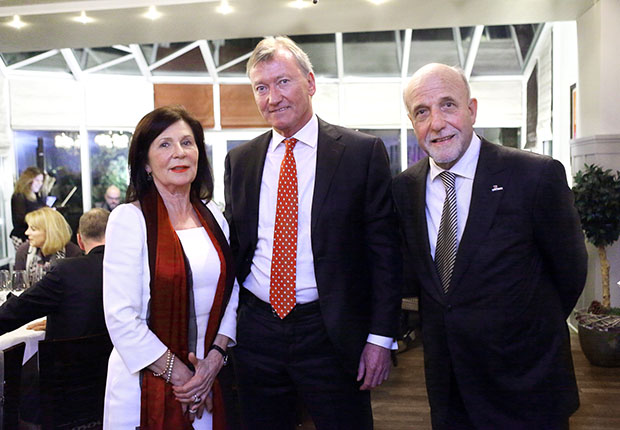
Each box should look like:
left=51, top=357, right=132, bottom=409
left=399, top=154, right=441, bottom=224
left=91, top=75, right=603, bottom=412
left=74, top=11, right=94, bottom=24
left=216, top=0, right=233, bottom=15
left=144, top=6, right=162, bottom=20
left=369, top=0, right=389, bottom=4
left=7, top=15, right=26, bottom=30
left=289, top=0, right=311, bottom=9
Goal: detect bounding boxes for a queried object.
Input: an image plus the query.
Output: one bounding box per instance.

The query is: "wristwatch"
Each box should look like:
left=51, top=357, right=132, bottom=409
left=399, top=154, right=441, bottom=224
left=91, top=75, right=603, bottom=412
left=209, top=344, right=228, bottom=366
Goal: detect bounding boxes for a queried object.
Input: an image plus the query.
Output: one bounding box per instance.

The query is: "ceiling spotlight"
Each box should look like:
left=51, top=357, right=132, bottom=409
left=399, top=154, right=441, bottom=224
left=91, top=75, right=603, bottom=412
left=216, top=0, right=233, bottom=14
left=368, top=0, right=389, bottom=4
left=144, top=6, right=162, bottom=20
left=290, top=0, right=311, bottom=9
left=74, top=11, right=94, bottom=24
left=7, top=15, right=26, bottom=29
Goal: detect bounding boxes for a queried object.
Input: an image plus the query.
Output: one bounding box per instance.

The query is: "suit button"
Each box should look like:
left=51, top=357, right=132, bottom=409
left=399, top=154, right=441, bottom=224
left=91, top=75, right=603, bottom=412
left=446, top=305, right=452, bottom=311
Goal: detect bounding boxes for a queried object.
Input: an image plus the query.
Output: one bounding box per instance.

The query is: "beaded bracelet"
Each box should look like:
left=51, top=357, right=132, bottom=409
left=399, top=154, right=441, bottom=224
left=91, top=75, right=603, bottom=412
left=165, top=354, right=175, bottom=384
left=152, top=349, right=171, bottom=378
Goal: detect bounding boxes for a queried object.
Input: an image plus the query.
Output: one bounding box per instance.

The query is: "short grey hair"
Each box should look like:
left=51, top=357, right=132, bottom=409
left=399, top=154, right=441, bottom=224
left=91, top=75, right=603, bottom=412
left=78, top=208, right=109, bottom=241
left=246, top=36, right=314, bottom=77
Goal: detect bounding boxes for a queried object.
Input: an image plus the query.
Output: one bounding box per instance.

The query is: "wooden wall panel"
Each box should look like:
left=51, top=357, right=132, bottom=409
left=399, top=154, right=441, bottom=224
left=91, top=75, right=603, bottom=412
left=220, top=85, right=269, bottom=129
left=153, top=84, right=214, bottom=128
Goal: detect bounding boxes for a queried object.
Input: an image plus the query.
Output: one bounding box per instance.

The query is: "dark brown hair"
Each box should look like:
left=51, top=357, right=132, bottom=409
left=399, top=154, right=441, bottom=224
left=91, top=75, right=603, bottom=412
left=126, top=105, right=213, bottom=202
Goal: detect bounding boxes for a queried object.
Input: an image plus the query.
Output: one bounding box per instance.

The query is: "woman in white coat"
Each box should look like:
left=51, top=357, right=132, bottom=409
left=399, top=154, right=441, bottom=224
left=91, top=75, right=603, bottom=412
left=103, top=106, right=238, bottom=430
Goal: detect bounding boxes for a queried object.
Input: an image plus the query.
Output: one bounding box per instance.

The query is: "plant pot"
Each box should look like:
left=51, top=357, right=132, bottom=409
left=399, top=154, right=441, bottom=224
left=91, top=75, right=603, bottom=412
left=577, top=321, right=620, bottom=367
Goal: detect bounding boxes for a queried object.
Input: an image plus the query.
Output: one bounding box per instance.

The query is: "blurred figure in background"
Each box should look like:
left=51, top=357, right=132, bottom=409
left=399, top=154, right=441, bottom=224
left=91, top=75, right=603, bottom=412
left=10, top=167, right=46, bottom=251
left=96, top=185, right=122, bottom=211
left=14, top=207, right=82, bottom=281
left=0, top=208, right=109, bottom=339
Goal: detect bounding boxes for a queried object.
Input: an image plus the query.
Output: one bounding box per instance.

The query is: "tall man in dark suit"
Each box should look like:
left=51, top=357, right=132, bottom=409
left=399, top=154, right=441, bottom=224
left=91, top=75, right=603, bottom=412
left=224, top=36, right=401, bottom=430
left=0, top=208, right=110, bottom=340
left=393, top=63, right=588, bottom=430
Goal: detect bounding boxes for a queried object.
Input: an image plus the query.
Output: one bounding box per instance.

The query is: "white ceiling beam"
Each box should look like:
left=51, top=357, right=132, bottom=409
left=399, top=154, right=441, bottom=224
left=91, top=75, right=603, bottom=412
left=148, top=40, right=201, bottom=71
left=129, top=44, right=152, bottom=79
left=509, top=25, right=524, bottom=69
left=216, top=51, right=252, bottom=73
left=453, top=27, right=464, bottom=68
left=401, top=29, right=412, bottom=79
left=60, top=48, right=83, bottom=80
left=83, top=53, right=134, bottom=74
left=463, top=25, right=484, bottom=79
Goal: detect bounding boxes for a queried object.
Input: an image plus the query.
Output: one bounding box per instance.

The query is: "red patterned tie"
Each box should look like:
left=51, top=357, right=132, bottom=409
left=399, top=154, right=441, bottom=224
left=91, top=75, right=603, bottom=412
left=270, top=137, right=299, bottom=319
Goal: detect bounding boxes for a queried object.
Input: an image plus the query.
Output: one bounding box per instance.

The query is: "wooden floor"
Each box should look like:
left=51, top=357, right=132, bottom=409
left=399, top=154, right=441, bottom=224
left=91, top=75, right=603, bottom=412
left=302, top=332, right=620, bottom=429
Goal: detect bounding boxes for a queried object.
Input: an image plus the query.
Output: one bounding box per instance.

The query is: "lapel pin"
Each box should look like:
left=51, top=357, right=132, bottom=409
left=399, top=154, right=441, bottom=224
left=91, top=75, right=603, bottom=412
left=491, top=185, right=504, bottom=192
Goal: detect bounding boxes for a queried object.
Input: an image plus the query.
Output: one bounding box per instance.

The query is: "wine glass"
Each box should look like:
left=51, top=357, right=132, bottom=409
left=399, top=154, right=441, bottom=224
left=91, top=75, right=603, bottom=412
left=11, top=270, right=28, bottom=294
left=0, top=270, right=9, bottom=291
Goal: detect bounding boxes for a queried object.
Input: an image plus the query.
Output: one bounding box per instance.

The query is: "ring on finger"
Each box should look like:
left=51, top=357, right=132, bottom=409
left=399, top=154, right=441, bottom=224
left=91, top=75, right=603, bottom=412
left=189, top=409, right=197, bottom=414
left=193, top=394, right=201, bottom=404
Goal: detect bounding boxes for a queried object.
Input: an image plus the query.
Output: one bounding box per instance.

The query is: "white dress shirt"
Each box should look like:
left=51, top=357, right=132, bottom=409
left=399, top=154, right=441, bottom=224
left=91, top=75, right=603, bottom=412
left=243, top=114, right=394, bottom=349
left=426, top=134, right=481, bottom=259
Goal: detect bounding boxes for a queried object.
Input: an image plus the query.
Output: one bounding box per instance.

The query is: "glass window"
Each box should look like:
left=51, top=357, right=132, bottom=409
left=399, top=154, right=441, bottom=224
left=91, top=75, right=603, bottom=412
left=514, top=24, right=541, bottom=61
left=343, top=31, right=401, bottom=77
left=89, top=131, right=131, bottom=208
left=14, top=130, right=83, bottom=239
left=17, top=51, right=70, bottom=73
left=211, top=38, right=263, bottom=77
left=73, top=47, right=140, bottom=75
left=475, top=128, right=520, bottom=148
left=290, top=34, right=337, bottom=77
left=150, top=47, right=208, bottom=76
left=409, top=28, right=460, bottom=74
left=1, top=51, right=47, bottom=66
left=358, top=129, right=401, bottom=176
left=407, top=130, right=425, bottom=168
left=472, top=25, right=521, bottom=76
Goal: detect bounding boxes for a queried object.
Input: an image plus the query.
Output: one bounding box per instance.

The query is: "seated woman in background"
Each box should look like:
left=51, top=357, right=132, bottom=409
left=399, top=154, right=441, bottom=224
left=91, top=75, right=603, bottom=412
left=14, top=207, right=82, bottom=280
left=10, top=167, right=46, bottom=250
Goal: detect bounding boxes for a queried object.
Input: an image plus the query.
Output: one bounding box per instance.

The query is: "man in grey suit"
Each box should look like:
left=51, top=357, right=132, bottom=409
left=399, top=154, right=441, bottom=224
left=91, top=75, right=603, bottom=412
left=392, top=63, right=587, bottom=430
left=224, top=36, right=401, bottom=430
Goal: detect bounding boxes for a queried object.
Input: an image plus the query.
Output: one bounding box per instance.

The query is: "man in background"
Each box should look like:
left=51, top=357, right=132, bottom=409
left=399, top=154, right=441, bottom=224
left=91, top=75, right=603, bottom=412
left=225, top=36, right=401, bottom=429
left=392, top=63, right=587, bottom=429
left=0, top=208, right=110, bottom=339
left=96, top=185, right=121, bottom=212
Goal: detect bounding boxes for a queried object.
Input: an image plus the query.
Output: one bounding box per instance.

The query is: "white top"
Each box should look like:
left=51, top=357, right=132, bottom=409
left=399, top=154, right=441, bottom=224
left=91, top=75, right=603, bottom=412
left=176, top=227, right=237, bottom=358
left=426, top=134, right=481, bottom=259
left=102, top=200, right=239, bottom=430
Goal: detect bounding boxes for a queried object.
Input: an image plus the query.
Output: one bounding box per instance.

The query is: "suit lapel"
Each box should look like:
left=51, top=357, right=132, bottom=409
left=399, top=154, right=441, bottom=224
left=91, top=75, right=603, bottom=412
left=311, top=118, right=345, bottom=231
left=406, top=160, right=447, bottom=302
left=245, top=131, right=271, bottom=244
left=448, top=139, right=509, bottom=293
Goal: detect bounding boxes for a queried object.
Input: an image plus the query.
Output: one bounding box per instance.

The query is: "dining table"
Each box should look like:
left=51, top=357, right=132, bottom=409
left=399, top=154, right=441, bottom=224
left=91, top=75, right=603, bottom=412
left=0, top=316, right=46, bottom=364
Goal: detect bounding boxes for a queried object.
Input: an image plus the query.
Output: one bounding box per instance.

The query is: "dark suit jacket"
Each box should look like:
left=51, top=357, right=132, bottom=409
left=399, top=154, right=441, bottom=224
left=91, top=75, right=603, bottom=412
left=392, top=139, right=587, bottom=429
left=0, top=245, right=108, bottom=340
left=224, top=118, right=402, bottom=373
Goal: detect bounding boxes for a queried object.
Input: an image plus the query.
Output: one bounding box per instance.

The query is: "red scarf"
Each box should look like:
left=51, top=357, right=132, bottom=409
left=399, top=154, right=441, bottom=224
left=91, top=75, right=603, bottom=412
left=139, top=185, right=234, bottom=430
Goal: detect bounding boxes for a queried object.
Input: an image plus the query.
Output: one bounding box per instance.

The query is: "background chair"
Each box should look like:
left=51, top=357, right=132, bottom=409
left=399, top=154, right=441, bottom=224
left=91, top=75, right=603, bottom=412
left=0, top=342, right=25, bottom=430
left=38, top=333, right=112, bottom=430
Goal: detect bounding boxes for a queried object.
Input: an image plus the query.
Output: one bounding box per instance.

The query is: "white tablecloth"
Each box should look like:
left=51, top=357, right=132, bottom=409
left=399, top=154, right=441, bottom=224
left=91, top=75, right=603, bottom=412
left=0, top=318, right=46, bottom=364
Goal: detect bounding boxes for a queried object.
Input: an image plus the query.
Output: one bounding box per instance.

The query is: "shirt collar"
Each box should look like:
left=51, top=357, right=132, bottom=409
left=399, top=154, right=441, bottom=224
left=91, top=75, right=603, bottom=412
left=429, top=133, right=481, bottom=182
left=269, top=114, right=318, bottom=152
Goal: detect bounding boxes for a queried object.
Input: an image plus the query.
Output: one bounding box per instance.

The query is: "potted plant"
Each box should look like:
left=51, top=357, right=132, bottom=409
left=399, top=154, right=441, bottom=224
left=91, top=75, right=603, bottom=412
left=572, top=164, right=620, bottom=367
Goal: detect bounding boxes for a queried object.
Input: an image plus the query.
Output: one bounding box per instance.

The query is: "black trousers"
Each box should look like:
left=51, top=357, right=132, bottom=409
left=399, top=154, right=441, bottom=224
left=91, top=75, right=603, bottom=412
left=233, top=290, right=372, bottom=430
